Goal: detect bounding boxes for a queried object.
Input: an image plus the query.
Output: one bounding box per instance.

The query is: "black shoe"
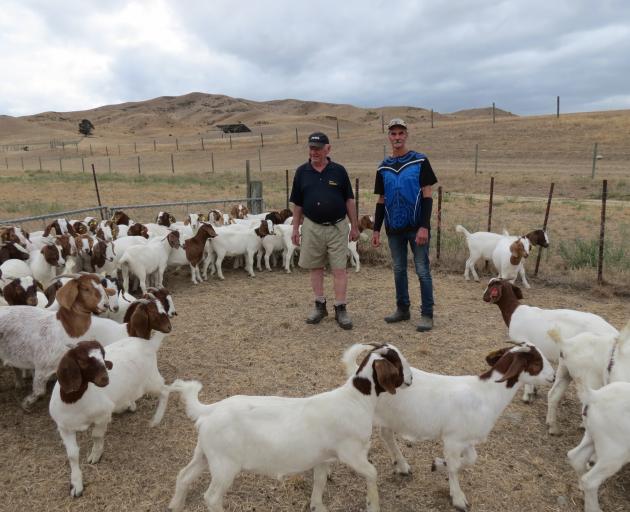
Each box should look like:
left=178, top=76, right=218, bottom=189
left=384, top=306, right=411, bottom=323
left=416, top=315, right=434, bottom=332
left=306, top=301, right=328, bottom=324
left=334, top=304, right=353, bottom=330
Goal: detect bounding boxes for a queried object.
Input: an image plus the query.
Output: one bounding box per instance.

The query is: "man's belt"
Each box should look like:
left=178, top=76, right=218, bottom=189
left=319, top=217, right=345, bottom=226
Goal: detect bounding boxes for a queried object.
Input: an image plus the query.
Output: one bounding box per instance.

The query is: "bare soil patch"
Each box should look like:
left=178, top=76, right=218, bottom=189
left=1, top=267, right=628, bottom=512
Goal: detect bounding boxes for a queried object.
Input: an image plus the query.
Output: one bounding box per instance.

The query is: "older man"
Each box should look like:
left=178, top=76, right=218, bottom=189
left=371, top=119, right=438, bottom=332
left=290, top=132, right=359, bottom=330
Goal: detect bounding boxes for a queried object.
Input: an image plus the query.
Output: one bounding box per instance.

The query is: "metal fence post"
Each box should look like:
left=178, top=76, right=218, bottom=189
left=474, top=144, right=479, bottom=174
left=487, top=176, right=494, bottom=232
left=436, top=186, right=442, bottom=261
left=598, top=179, right=608, bottom=285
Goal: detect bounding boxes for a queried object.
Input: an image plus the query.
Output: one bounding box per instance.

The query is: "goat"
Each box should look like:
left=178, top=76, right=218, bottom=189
left=126, top=223, right=149, bottom=238
left=456, top=225, right=548, bottom=285
left=0, top=241, right=30, bottom=264
left=229, top=203, right=248, bottom=220
left=207, top=221, right=271, bottom=279
left=567, top=379, right=630, bottom=512
left=120, top=231, right=180, bottom=293
left=111, top=210, right=132, bottom=226
left=492, top=235, right=531, bottom=287
left=1, top=276, right=43, bottom=306
left=29, top=242, right=66, bottom=288
left=49, top=321, right=172, bottom=497
left=156, top=211, right=176, bottom=227
left=43, top=218, right=76, bottom=237
left=345, top=342, right=554, bottom=512
left=483, top=278, right=618, bottom=434
left=182, top=223, right=217, bottom=284
left=0, top=274, right=111, bottom=408
left=166, top=343, right=412, bottom=512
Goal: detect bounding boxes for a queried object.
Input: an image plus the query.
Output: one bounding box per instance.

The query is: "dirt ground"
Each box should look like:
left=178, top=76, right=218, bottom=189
left=1, top=265, right=629, bottom=512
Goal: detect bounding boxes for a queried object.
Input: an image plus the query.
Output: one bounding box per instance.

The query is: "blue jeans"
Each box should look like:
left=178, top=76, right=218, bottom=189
left=387, top=231, right=434, bottom=318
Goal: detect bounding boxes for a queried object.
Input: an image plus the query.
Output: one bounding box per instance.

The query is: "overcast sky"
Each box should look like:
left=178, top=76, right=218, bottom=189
left=2, top=0, right=629, bottom=117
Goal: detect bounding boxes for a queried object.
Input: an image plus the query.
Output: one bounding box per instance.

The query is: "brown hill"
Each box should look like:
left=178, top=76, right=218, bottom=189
left=1, top=92, right=451, bottom=142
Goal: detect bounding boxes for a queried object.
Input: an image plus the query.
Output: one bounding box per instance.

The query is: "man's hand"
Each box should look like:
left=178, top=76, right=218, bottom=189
left=291, top=228, right=301, bottom=246
left=349, top=225, right=359, bottom=242
left=416, top=227, right=429, bottom=245
left=371, top=231, right=381, bottom=248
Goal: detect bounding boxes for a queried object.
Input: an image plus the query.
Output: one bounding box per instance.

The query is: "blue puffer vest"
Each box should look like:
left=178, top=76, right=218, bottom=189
left=378, top=151, right=426, bottom=233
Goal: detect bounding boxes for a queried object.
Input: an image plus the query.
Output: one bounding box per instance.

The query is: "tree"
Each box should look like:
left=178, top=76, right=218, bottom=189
left=78, top=119, right=94, bottom=136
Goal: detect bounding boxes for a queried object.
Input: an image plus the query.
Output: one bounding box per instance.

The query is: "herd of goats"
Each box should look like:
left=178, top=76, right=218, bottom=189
left=0, top=206, right=628, bottom=512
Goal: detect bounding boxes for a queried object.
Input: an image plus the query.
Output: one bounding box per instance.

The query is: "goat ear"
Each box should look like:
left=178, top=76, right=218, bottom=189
left=496, top=354, right=527, bottom=386
left=105, top=360, right=113, bottom=370
left=373, top=358, right=399, bottom=395
left=57, top=351, right=82, bottom=393
left=56, top=279, right=80, bottom=309
left=511, top=283, right=523, bottom=300
left=485, top=347, right=510, bottom=366
left=129, top=304, right=151, bottom=339
left=123, top=301, right=142, bottom=323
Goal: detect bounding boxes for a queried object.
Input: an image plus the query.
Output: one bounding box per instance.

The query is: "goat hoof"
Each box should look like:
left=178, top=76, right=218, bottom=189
left=70, top=485, right=83, bottom=497
left=547, top=425, right=561, bottom=436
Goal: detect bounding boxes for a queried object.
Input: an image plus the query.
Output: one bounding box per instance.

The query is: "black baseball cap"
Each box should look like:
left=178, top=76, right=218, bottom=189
left=307, top=132, right=330, bottom=148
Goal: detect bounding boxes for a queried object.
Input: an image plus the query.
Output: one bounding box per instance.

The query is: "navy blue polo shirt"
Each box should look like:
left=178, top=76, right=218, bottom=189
left=290, top=159, right=354, bottom=225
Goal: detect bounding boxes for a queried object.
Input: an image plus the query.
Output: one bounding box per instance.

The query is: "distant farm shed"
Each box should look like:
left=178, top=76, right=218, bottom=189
left=217, top=123, right=251, bottom=133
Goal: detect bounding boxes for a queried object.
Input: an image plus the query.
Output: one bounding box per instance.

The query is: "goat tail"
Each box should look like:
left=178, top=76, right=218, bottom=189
left=167, top=379, right=211, bottom=421
left=342, top=343, right=372, bottom=377
left=455, top=225, right=471, bottom=238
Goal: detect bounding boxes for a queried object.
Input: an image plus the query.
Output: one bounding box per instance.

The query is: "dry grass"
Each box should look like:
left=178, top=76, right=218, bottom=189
left=1, top=269, right=629, bottom=512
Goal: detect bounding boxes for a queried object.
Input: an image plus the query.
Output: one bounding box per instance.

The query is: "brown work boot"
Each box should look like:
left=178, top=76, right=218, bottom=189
left=334, top=304, right=353, bottom=330
left=306, top=300, right=328, bottom=324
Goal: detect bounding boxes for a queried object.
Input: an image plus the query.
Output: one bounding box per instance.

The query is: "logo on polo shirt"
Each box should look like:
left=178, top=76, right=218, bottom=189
left=328, top=180, right=338, bottom=186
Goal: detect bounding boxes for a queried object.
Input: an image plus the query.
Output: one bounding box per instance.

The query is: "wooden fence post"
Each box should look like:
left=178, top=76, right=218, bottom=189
left=134, top=142, right=136, bottom=153
left=153, top=139, right=156, bottom=151
left=106, top=145, right=109, bottom=157
left=285, top=169, right=289, bottom=209
left=598, top=179, right=607, bottom=285
left=474, top=144, right=479, bottom=174
left=171, top=153, right=175, bottom=174
left=591, top=142, right=598, bottom=178
left=436, top=186, right=442, bottom=260
left=381, top=113, right=384, bottom=133
left=295, top=128, right=298, bottom=144
left=59, top=157, right=62, bottom=173
left=201, top=138, right=205, bottom=151
left=245, top=160, right=251, bottom=210
left=4, top=157, right=8, bottom=170
left=492, top=102, right=496, bottom=124
left=81, top=157, right=85, bottom=173
left=258, top=149, right=262, bottom=172
left=39, top=156, right=42, bottom=171
left=336, top=117, right=340, bottom=139
left=534, top=182, right=554, bottom=276
left=176, top=138, right=179, bottom=151
left=137, top=155, right=141, bottom=174
left=211, top=152, right=215, bottom=173
left=229, top=135, right=232, bottom=149
left=260, top=133, right=264, bottom=147
left=431, top=109, right=434, bottom=128
left=21, top=156, right=24, bottom=170
left=108, top=157, right=112, bottom=174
